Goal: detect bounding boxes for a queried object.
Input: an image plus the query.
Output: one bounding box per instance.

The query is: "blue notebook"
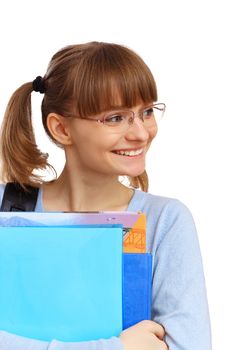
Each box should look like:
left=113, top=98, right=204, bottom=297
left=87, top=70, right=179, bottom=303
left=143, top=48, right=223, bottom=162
left=0, top=226, right=123, bottom=342
left=123, top=253, right=152, bottom=329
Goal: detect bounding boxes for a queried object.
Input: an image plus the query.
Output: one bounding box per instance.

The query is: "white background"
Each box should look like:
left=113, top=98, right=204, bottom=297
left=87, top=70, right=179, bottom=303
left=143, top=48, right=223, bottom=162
left=0, top=1, right=232, bottom=349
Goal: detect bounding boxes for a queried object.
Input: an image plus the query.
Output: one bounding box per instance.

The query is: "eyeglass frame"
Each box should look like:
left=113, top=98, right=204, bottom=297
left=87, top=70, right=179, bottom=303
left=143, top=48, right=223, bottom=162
left=75, top=102, right=166, bottom=128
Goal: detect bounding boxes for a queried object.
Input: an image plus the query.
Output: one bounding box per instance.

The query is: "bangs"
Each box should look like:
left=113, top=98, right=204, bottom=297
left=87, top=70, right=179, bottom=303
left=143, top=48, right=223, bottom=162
left=71, top=43, right=157, bottom=117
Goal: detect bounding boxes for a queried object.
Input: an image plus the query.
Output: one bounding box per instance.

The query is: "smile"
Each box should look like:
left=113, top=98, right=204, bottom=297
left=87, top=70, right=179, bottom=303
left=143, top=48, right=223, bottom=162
left=112, top=149, right=144, bottom=157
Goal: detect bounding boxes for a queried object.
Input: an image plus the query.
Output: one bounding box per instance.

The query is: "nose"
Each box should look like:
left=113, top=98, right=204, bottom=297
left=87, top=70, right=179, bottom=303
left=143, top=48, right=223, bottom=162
left=125, top=115, right=151, bottom=141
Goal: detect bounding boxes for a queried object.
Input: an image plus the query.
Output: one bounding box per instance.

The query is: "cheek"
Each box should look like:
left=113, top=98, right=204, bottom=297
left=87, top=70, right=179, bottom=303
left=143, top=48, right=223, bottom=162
left=145, top=127, right=157, bottom=152
left=149, top=125, right=157, bottom=141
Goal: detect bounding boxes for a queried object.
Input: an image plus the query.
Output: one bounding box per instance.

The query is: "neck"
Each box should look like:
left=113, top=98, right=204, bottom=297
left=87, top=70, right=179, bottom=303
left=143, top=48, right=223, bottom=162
left=42, top=166, right=134, bottom=212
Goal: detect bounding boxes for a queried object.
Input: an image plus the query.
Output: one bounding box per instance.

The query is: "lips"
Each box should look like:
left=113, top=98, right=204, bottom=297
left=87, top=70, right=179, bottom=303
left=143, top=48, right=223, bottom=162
left=112, top=148, right=144, bottom=157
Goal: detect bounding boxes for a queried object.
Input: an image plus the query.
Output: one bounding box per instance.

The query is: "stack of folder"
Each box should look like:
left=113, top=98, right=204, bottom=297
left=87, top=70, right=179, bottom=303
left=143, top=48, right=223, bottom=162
left=0, top=212, right=152, bottom=341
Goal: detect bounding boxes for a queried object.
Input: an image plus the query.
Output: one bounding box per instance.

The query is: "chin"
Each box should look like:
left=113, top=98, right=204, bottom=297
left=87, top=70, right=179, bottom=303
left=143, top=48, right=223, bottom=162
left=121, top=169, right=145, bottom=178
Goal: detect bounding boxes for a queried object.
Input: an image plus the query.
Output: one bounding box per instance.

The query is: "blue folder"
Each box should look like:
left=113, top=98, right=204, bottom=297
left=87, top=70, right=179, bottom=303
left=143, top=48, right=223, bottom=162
left=123, top=253, right=152, bottom=329
left=0, top=226, right=123, bottom=342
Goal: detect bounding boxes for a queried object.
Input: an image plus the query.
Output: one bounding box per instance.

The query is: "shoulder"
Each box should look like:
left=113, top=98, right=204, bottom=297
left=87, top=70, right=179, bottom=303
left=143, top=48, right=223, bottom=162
left=0, top=183, right=43, bottom=212
left=132, top=190, right=198, bottom=253
left=132, top=189, right=195, bottom=227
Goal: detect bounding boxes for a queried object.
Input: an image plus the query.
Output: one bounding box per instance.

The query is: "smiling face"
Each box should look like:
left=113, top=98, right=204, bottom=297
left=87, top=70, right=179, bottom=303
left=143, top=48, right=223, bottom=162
left=43, top=43, right=159, bottom=189
left=64, top=102, right=157, bottom=179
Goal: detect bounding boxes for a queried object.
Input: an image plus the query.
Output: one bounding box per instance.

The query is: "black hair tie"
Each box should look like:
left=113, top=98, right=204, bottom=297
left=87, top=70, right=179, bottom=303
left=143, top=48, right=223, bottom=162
left=32, top=76, right=45, bottom=94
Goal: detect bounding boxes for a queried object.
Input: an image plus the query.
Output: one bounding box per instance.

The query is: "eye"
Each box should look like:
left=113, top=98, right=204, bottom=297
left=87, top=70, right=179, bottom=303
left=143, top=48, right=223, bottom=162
left=143, top=107, right=154, bottom=119
left=104, top=114, right=124, bottom=125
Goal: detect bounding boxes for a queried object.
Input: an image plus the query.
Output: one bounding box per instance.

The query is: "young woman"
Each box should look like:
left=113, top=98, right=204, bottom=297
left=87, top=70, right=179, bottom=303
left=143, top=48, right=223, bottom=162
left=0, top=42, right=211, bottom=350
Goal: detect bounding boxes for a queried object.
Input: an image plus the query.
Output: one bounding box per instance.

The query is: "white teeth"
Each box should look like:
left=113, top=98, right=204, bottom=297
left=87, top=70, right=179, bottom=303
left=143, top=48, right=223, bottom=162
left=114, top=149, right=143, bottom=156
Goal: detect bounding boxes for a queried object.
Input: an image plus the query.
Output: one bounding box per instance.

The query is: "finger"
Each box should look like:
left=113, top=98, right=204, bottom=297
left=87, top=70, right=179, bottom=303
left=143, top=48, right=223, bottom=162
left=138, top=320, right=165, bottom=340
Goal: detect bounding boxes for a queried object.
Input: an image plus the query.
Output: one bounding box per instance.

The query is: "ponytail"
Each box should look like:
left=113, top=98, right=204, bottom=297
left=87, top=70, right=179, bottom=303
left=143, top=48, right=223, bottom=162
left=0, top=82, right=51, bottom=187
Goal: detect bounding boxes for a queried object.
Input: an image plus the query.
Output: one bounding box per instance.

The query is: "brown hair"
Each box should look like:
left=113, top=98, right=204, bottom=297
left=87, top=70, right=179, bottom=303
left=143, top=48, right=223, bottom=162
left=0, top=42, right=158, bottom=191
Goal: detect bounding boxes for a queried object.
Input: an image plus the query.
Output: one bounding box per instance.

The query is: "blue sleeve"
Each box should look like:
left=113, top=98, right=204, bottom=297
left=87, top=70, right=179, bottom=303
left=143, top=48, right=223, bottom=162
left=0, top=332, right=123, bottom=350
left=151, top=200, right=212, bottom=350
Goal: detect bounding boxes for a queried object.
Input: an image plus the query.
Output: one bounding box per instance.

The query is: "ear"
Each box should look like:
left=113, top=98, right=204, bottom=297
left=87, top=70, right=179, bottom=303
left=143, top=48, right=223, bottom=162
left=46, top=113, right=73, bottom=146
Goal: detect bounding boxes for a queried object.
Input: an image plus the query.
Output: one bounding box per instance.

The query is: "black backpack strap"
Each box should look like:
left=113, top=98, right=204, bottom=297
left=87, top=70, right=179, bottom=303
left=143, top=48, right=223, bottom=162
left=0, top=182, right=39, bottom=211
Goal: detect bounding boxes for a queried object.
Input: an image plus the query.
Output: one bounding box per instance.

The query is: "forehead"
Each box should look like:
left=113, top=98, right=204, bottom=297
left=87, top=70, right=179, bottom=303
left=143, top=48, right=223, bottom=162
left=72, top=62, right=157, bottom=118
left=98, top=84, right=151, bottom=112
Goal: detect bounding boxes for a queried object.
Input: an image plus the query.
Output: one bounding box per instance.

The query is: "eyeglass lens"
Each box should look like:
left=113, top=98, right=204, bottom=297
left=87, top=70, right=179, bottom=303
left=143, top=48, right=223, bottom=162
left=103, top=105, right=164, bottom=133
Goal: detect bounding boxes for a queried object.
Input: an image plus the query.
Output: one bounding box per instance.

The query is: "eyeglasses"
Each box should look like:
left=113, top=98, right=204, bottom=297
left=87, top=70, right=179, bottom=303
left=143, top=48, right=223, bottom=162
left=82, top=103, right=166, bottom=133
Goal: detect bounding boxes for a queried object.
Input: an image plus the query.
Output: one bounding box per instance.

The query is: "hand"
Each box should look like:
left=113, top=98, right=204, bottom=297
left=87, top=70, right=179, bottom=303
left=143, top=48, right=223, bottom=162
left=120, top=320, right=168, bottom=350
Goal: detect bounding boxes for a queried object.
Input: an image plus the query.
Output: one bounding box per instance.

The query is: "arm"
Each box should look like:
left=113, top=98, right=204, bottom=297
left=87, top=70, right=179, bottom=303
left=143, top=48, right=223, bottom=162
left=0, top=332, right=123, bottom=350
left=1, top=324, right=168, bottom=350
left=151, top=200, right=212, bottom=350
